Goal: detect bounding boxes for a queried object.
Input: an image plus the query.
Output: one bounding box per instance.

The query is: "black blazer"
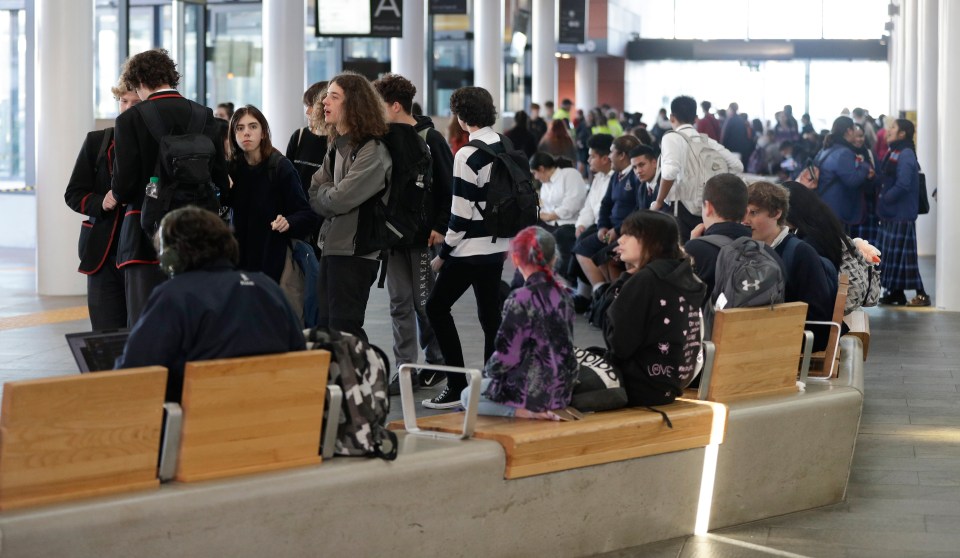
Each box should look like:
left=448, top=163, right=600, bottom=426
left=112, top=91, right=228, bottom=266
left=64, top=128, right=121, bottom=274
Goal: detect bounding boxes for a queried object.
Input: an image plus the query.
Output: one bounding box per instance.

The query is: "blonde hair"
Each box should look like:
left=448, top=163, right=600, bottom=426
left=110, top=80, right=135, bottom=101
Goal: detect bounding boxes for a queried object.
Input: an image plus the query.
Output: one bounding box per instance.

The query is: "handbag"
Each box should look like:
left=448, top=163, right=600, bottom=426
left=918, top=172, right=930, bottom=215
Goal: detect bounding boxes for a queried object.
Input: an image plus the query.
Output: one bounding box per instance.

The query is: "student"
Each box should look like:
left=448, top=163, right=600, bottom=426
left=308, top=71, right=391, bottom=342
left=459, top=226, right=578, bottom=420
left=814, top=116, right=873, bottom=231
left=226, top=105, right=319, bottom=282
left=424, top=86, right=508, bottom=409
left=628, top=144, right=660, bottom=211
left=64, top=80, right=140, bottom=331
left=285, top=81, right=329, bottom=198
left=372, top=73, right=454, bottom=389
left=214, top=102, right=234, bottom=121
left=530, top=151, right=586, bottom=282
left=603, top=210, right=706, bottom=406
left=115, top=207, right=305, bottom=403
left=744, top=181, right=837, bottom=351
left=112, top=49, right=228, bottom=326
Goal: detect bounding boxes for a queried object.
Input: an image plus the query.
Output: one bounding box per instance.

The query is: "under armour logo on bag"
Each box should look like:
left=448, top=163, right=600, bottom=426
left=741, top=279, right=761, bottom=291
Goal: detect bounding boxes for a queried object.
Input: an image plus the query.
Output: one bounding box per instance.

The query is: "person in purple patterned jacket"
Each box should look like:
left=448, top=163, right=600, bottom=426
left=460, top=226, right=578, bottom=420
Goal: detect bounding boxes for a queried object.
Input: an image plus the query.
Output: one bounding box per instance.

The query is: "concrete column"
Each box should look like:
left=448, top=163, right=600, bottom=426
left=531, top=0, right=556, bottom=106
left=390, top=0, right=426, bottom=106
left=888, top=15, right=900, bottom=115
left=935, top=0, right=960, bottom=309
left=574, top=54, right=597, bottom=114
left=473, top=0, right=504, bottom=120
left=262, top=0, right=305, bottom=142
left=916, top=0, right=937, bottom=256
left=35, top=0, right=92, bottom=295
left=902, top=0, right=918, bottom=111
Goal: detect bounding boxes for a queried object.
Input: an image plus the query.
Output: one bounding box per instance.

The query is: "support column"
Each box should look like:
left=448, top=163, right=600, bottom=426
left=935, top=0, right=960, bottom=309
left=531, top=0, right=556, bottom=106
left=473, top=0, right=504, bottom=122
left=574, top=54, right=597, bottom=114
left=390, top=0, right=426, bottom=106
left=262, top=0, right=304, bottom=142
left=36, top=0, right=92, bottom=295
left=916, top=0, right=937, bottom=256
left=902, top=0, right=918, bottom=111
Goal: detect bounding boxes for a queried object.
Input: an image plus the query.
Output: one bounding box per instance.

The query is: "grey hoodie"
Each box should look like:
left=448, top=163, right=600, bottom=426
left=309, top=134, right=392, bottom=257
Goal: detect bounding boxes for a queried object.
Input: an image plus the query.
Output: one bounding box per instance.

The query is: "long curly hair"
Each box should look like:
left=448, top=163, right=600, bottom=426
left=324, top=72, right=388, bottom=146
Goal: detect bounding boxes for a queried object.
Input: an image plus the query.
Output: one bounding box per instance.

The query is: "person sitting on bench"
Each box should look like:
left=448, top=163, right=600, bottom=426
left=115, top=207, right=305, bottom=402
left=460, top=226, right=579, bottom=420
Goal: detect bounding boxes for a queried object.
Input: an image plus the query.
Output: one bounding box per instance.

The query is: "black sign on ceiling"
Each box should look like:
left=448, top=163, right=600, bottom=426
left=370, top=0, right=403, bottom=38
left=558, top=0, right=587, bottom=45
left=429, top=0, right=468, bottom=15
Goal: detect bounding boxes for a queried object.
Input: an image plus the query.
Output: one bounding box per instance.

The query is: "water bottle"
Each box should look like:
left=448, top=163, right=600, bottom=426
left=145, top=176, right=159, bottom=199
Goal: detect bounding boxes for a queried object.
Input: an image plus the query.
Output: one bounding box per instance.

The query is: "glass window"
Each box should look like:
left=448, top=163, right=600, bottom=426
left=95, top=3, right=120, bottom=118
left=206, top=4, right=263, bottom=109
left=0, top=8, right=26, bottom=183
left=823, top=0, right=888, bottom=40
left=673, top=0, right=749, bottom=40
left=747, top=0, right=823, bottom=39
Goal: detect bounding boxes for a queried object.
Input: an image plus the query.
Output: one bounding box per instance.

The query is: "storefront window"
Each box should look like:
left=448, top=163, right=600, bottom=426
left=0, top=7, right=25, bottom=183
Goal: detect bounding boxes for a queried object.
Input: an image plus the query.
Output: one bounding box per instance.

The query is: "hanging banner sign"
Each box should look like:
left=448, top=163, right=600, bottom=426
left=558, top=0, right=587, bottom=45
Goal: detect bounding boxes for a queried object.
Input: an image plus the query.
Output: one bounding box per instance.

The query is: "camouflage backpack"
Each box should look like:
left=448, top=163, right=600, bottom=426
left=304, top=328, right=398, bottom=460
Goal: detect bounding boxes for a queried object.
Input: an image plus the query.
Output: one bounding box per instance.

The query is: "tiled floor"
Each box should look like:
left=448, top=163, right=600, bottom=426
left=1, top=247, right=958, bottom=557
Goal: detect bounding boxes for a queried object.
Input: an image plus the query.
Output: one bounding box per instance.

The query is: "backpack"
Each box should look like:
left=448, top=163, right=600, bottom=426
left=665, top=130, right=732, bottom=215
left=571, top=347, right=628, bottom=413
left=304, top=328, right=398, bottom=460
left=838, top=240, right=881, bottom=314
left=466, top=135, right=539, bottom=242
left=702, top=236, right=785, bottom=309
left=136, top=101, right=220, bottom=235
left=349, top=123, right=434, bottom=255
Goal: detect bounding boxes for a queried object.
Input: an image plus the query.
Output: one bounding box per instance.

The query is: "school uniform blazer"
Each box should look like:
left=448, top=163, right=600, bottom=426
left=64, top=128, right=121, bottom=274
left=112, top=91, right=228, bottom=267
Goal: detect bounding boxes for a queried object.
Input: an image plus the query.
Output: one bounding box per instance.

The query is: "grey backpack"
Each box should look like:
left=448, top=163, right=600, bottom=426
left=700, top=236, right=785, bottom=337
left=304, top=328, right=398, bottom=460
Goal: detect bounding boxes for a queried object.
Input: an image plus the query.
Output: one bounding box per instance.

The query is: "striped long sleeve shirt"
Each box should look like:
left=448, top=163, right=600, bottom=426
left=438, top=126, right=510, bottom=263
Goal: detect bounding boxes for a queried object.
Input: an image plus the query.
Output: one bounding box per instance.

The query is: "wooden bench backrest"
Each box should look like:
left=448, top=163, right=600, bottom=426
left=0, top=367, right=167, bottom=511
left=706, top=301, right=807, bottom=402
left=809, top=273, right=849, bottom=378
left=176, top=350, right=330, bottom=482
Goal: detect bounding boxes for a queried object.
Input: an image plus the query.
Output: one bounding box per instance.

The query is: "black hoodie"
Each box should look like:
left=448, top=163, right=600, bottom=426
left=413, top=115, right=454, bottom=240
left=603, top=257, right=707, bottom=406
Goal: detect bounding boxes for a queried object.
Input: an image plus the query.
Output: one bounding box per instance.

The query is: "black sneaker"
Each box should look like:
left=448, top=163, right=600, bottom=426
left=388, top=371, right=420, bottom=396
left=418, top=368, right=445, bottom=388
left=422, top=385, right=462, bottom=410
left=572, top=294, right=591, bottom=314
left=879, top=291, right=907, bottom=306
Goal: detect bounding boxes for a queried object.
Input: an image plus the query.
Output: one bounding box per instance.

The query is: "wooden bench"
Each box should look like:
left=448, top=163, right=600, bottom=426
left=843, top=309, right=870, bottom=360
left=174, top=350, right=331, bottom=482
left=699, top=301, right=808, bottom=402
left=392, top=399, right=725, bottom=479
left=0, top=367, right=167, bottom=511
left=807, top=274, right=849, bottom=378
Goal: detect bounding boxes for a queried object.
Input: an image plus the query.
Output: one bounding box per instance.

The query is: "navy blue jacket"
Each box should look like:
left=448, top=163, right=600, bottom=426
left=776, top=234, right=837, bottom=352
left=815, top=143, right=870, bottom=225
left=877, top=143, right=920, bottom=221
left=116, top=260, right=306, bottom=402
left=597, top=168, right=640, bottom=232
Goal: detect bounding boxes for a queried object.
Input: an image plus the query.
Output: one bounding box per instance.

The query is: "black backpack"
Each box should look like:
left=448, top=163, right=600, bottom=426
left=349, top=123, right=433, bottom=255
left=466, top=135, right=538, bottom=242
left=137, top=101, right=220, bottom=235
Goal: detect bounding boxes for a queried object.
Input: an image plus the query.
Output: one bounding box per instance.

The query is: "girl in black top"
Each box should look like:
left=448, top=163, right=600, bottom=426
left=285, top=81, right=329, bottom=197
left=227, top=105, right=319, bottom=282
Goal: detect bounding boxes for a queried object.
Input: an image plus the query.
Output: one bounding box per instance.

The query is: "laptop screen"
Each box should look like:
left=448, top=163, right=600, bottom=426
left=65, top=330, right=130, bottom=373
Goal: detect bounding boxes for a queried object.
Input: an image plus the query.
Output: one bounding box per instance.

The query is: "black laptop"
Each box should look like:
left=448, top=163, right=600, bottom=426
left=65, top=329, right=130, bottom=373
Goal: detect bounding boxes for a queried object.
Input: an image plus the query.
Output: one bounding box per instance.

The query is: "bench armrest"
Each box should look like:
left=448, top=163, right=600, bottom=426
left=697, top=341, right=716, bottom=401
left=321, top=385, right=342, bottom=459
left=398, top=364, right=482, bottom=440
left=804, top=320, right=842, bottom=381
left=158, top=402, right=183, bottom=482
left=799, top=330, right=813, bottom=383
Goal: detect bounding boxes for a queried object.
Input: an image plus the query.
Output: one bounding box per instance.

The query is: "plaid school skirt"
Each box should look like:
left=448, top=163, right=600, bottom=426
left=877, top=220, right=925, bottom=291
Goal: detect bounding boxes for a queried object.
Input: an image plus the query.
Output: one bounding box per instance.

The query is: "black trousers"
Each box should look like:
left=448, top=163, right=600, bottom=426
left=124, top=263, right=167, bottom=327
left=425, top=258, right=504, bottom=392
left=317, top=255, right=380, bottom=343
left=672, top=202, right=704, bottom=244
left=87, top=254, right=127, bottom=331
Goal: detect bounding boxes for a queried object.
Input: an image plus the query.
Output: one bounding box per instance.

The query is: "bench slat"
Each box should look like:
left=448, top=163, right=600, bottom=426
left=395, top=399, right=725, bottom=479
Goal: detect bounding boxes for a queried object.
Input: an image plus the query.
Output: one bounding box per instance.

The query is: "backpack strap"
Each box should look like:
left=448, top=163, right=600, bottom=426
left=94, top=127, right=114, bottom=171
left=265, top=150, right=283, bottom=184
left=135, top=102, right=168, bottom=143
left=697, top=235, right=734, bottom=250
left=186, top=102, right=208, bottom=135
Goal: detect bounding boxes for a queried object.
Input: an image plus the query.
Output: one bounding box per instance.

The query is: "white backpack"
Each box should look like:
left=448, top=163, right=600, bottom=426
left=666, top=130, right=732, bottom=215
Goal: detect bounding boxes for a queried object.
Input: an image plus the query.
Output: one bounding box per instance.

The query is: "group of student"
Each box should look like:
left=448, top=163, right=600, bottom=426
left=64, top=47, right=922, bottom=423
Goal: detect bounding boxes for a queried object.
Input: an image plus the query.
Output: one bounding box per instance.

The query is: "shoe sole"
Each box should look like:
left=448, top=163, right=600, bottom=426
left=421, top=399, right=461, bottom=410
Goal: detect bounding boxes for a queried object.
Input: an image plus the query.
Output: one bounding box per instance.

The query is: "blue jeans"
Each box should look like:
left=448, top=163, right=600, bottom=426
left=460, top=378, right=516, bottom=417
